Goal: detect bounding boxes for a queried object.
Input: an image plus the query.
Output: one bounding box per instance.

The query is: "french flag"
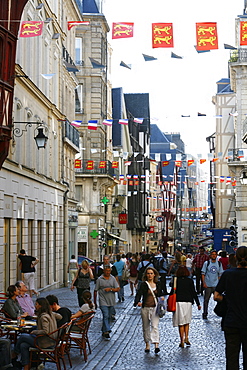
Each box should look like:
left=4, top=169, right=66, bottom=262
left=71, top=120, right=82, bottom=128
left=134, top=118, right=143, bottom=124
left=119, top=119, right=128, bottom=125
left=102, top=119, right=113, bottom=126
left=88, top=120, right=98, bottom=130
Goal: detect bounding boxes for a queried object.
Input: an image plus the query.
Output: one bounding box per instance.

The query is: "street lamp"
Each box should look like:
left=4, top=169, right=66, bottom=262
left=34, top=127, right=48, bottom=149
left=13, top=122, right=48, bottom=149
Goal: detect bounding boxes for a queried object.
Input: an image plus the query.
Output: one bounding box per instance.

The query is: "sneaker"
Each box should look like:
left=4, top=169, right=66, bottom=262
left=122, top=297, right=125, bottom=301
left=202, top=313, right=208, bottom=319
left=111, top=315, right=116, bottom=321
left=102, top=332, right=110, bottom=339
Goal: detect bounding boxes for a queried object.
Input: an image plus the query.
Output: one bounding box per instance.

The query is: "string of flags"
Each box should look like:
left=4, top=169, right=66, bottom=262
left=70, top=118, right=144, bottom=129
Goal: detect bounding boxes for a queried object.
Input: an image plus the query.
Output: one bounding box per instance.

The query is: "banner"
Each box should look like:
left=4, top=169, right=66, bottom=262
left=112, top=161, right=119, bottom=168
left=162, top=161, right=170, bottom=166
left=152, top=23, right=173, bottom=48
left=19, top=21, right=43, bottom=37
left=99, top=161, right=106, bottom=168
left=196, top=22, right=218, bottom=51
left=74, top=159, right=81, bottom=168
left=112, top=23, right=134, bottom=39
left=240, top=21, right=247, bottom=45
left=86, top=160, right=94, bottom=170
left=68, top=21, right=90, bottom=30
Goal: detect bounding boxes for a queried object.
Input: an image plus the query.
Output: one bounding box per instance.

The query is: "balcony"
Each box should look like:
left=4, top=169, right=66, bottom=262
left=227, top=148, right=247, bottom=164
left=229, top=49, right=247, bottom=63
left=64, top=120, right=79, bottom=148
left=75, top=159, right=119, bottom=177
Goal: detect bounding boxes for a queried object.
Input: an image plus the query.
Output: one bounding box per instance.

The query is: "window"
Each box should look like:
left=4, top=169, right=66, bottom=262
left=4, top=218, right=11, bottom=290
left=75, top=37, right=83, bottom=65
left=75, top=85, right=83, bottom=113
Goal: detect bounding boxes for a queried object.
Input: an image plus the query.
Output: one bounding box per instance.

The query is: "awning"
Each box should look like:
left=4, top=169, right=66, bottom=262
left=107, top=233, right=126, bottom=242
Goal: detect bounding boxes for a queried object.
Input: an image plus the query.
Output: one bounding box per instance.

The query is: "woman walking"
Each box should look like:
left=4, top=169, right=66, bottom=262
left=171, top=266, right=201, bottom=348
left=128, top=254, right=138, bottom=295
left=67, top=255, right=78, bottom=284
left=214, top=246, right=247, bottom=370
left=134, top=267, right=164, bottom=354
left=71, top=260, right=94, bottom=307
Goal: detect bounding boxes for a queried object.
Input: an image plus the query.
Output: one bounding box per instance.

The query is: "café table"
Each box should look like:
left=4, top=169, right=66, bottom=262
left=0, top=319, right=37, bottom=343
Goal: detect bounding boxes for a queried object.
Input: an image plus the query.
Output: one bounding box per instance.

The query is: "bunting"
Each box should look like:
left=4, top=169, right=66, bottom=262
left=196, top=22, right=218, bottom=51
left=162, top=161, right=170, bottom=167
left=19, top=21, right=43, bottom=37
left=102, top=119, right=113, bottom=126
left=152, top=23, right=174, bottom=48
left=112, top=23, right=134, bottom=39
left=67, top=21, right=90, bottom=30
left=187, top=160, right=194, bottom=166
left=88, top=120, right=98, bottom=130
left=119, top=119, right=128, bottom=125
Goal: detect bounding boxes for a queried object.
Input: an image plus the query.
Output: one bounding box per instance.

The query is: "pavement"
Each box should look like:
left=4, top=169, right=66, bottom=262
left=36, top=279, right=242, bottom=370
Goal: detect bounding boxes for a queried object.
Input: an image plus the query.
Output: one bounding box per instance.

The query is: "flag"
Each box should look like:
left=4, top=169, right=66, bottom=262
left=89, top=58, right=105, bottom=69
left=71, top=120, right=82, bottom=128
left=86, top=160, right=94, bottom=170
left=74, top=159, right=81, bottom=168
left=212, top=158, right=219, bottom=162
left=171, top=52, right=183, bottom=59
left=232, top=180, right=236, bottom=186
left=102, top=119, right=113, bottom=126
left=64, top=61, right=79, bottom=73
left=229, top=112, right=238, bottom=116
left=142, top=54, right=157, bottom=61
left=162, top=161, right=169, bottom=167
left=133, top=118, right=143, bottom=124
left=224, top=43, right=237, bottom=50
left=68, top=21, right=90, bottom=30
left=220, top=176, right=225, bottom=183
left=112, top=22, right=134, bottom=39
left=240, top=21, right=247, bottom=45
left=125, top=161, right=131, bottom=166
left=152, top=23, right=173, bottom=48
left=119, top=175, right=125, bottom=180
left=187, top=160, right=194, bottom=166
left=112, top=161, right=119, bottom=168
left=120, top=61, right=131, bottom=69
left=119, top=119, right=128, bottom=125
left=198, top=112, right=206, bottom=116
left=19, top=21, right=43, bottom=37
left=41, top=73, right=55, bottom=79
left=175, top=161, right=182, bottom=167
left=133, top=175, right=138, bottom=179
left=99, top=161, right=106, bottom=168
left=196, top=22, right=218, bottom=51
left=226, top=177, right=232, bottom=183
left=88, top=120, right=98, bottom=130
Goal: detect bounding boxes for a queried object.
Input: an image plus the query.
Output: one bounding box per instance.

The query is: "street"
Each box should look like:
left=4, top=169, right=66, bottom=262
left=36, top=278, right=241, bottom=370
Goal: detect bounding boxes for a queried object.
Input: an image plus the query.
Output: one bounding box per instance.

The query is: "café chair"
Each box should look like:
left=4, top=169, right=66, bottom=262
left=29, top=320, right=73, bottom=370
left=69, top=312, right=95, bottom=362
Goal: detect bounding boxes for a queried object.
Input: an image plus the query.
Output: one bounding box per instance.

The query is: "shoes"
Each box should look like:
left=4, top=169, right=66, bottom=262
left=122, top=297, right=125, bottom=301
left=145, top=349, right=150, bottom=353
left=202, top=313, right=208, bottom=320
left=118, top=299, right=121, bottom=303
left=185, top=338, right=191, bottom=345
left=111, top=315, right=116, bottom=321
left=155, top=347, right=160, bottom=354
left=179, top=342, right=184, bottom=348
left=102, top=332, right=110, bottom=339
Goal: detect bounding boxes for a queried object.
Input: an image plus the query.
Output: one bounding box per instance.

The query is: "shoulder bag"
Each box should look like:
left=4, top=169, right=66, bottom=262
left=145, top=282, right=165, bottom=318
left=167, top=277, right=177, bottom=312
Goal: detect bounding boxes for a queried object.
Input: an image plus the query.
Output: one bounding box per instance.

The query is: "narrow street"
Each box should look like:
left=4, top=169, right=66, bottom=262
left=38, top=279, right=238, bottom=370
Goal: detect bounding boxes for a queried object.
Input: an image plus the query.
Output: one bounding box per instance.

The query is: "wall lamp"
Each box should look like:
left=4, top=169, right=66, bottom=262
left=13, top=122, right=48, bottom=149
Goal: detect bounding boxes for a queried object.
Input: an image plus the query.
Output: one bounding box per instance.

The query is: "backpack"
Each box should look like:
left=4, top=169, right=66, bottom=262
left=129, top=261, right=138, bottom=277
left=205, top=260, right=222, bottom=273
left=153, top=257, right=166, bottom=272
left=137, top=261, right=151, bottom=280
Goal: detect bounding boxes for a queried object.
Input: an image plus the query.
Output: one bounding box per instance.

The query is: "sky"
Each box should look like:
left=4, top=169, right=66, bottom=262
left=102, top=0, right=243, bottom=157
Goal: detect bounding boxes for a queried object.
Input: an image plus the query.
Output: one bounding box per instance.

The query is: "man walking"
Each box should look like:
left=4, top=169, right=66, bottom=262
left=94, top=266, right=120, bottom=339
left=15, top=280, right=35, bottom=317
left=113, top=255, right=125, bottom=302
left=201, top=250, right=223, bottom=319
left=192, top=246, right=209, bottom=295
left=18, top=249, right=39, bottom=297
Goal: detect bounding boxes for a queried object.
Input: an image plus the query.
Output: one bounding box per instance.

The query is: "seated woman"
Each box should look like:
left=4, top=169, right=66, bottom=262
left=14, top=297, right=62, bottom=370
left=2, top=285, right=28, bottom=319
left=71, top=290, right=95, bottom=319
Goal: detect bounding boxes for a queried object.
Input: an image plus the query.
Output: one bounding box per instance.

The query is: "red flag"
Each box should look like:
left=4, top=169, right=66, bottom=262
left=200, top=159, right=207, bottom=164
left=74, top=159, right=81, bottom=168
left=240, top=21, right=247, bottom=45
left=19, top=21, right=43, bottom=37
left=162, top=161, right=169, bottom=166
left=175, top=161, right=182, bottom=167
left=232, top=180, right=236, bottom=186
left=99, top=161, right=106, bottom=168
left=68, top=21, right=90, bottom=30
left=112, top=161, right=119, bottom=168
left=196, top=22, right=218, bottom=51
left=187, top=160, right=194, bottom=166
left=152, top=23, right=173, bottom=48
left=86, top=160, right=94, bottom=170
left=112, top=23, right=134, bottom=39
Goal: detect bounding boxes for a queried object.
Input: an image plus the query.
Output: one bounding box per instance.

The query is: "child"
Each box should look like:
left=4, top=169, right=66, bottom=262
left=71, top=290, right=95, bottom=319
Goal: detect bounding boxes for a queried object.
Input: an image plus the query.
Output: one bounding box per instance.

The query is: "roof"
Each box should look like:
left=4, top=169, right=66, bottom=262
left=124, top=93, right=150, bottom=133
left=83, top=0, right=99, bottom=13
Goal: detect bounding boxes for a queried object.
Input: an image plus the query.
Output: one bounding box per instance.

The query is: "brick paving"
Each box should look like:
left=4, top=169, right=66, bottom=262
left=36, top=279, right=242, bottom=370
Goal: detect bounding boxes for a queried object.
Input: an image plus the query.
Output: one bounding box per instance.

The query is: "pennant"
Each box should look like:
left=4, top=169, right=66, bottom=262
left=68, top=21, right=90, bottom=30
left=240, top=21, right=247, bottom=46
left=152, top=23, right=173, bottom=48
left=71, top=120, right=82, bottom=128
left=129, top=180, right=134, bottom=186
left=133, top=175, right=138, bottom=179
left=89, top=58, right=105, bottom=69
left=19, top=21, right=44, bottom=37
left=229, top=112, right=238, bottom=116
left=41, top=73, right=55, bottom=79
left=112, top=22, right=134, bottom=39
left=187, top=160, right=194, bottom=166
left=91, top=149, right=97, bottom=154
left=220, top=176, right=225, bottom=183
left=126, top=175, right=132, bottom=179
left=162, top=161, right=169, bottom=167
left=133, top=118, right=143, bottom=124
left=99, top=161, right=106, bottom=168
left=119, top=175, right=125, bottom=180
left=64, top=61, right=79, bottom=73
left=124, top=161, right=131, bottom=166
left=119, top=119, right=128, bottom=125
left=112, top=161, right=119, bottom=168
left=86, top=160, right=94, bottom=170
left=226, top=177, right=232, bottom=183
left=142, top=54, right=157, bottom=61
left=175, top=161, right=182, bottom=167
left=212, top=158, right=219, bottom=162
left=102, top=119, right=113, bottom=126
left=196, top=22, right=218, bottom=51
left=171, top=52, right=183, bottom=59
left=198, top=112, right=206, bottom=116
left=74, top=159, right=81, bottom=168
left=88, top=120, right=98, bottom=130
left=120, top=61, right=131, bottom=69
left=224, top=43, right=237, bottom=50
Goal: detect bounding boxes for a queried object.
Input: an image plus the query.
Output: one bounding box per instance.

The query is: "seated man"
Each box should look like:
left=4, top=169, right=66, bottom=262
left=15, top=280, right=35, bottom=317
left=46, top=294, right=71, bottom=327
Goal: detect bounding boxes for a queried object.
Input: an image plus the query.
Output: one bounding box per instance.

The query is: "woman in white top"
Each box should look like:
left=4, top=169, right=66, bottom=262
left=67, top=255, right=78, bottom=283
left=71, top=290, right=95, bottom=319
left=186, top=254, right=193, bottom=277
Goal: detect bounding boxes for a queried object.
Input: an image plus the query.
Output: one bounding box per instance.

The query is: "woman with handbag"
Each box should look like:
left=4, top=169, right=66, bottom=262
left=71, top=260, right=94, bottom=307
left=134, top=267, right=164, bottom=354
left=171, top=266, right=201, bottom=348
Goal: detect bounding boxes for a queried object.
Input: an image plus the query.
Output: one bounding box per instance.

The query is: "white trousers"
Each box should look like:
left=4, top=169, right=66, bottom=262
left=141, top=306, right=160, bottom=344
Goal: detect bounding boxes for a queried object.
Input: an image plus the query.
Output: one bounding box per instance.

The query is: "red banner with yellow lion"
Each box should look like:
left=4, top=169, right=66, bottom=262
left=240, top=21, right=247, bottom=45
left=196, top=22, right=218, bottom=51
left=112, top=23, right=134, bottom=39
left=152, top=23, right=173, bottom=48
left=19, top=21, right=43, bottom=37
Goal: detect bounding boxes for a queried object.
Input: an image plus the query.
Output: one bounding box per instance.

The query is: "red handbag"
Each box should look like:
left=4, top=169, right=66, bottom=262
left=167, top=277, right=177, bottom=312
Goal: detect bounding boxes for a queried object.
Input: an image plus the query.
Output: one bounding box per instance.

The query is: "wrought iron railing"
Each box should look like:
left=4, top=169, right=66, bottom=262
left=229, top=49, right=247, bottom=63
left=64, top=120, right=79, bottom=148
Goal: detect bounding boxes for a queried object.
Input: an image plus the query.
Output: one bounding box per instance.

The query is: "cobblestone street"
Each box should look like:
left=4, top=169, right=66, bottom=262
left=36, top=278, right=241, bottom=370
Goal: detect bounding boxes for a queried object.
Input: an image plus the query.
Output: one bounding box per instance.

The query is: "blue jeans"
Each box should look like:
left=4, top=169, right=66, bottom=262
left=15, top=333, right=36, bottom=366
left=100, top=306, right=115, bottom=333
left=117, top=276, right=124, bottom=300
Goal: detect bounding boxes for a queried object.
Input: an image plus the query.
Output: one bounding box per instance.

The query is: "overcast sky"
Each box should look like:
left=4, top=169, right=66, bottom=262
left=103, top=0, right=243, bottom=157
